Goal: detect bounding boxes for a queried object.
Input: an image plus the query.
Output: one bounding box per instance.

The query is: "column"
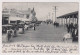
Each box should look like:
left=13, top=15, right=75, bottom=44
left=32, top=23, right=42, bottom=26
left=76, top=14, right=78, bottom=24
left=62, top=18, right=63, bottom=25
left=63, top=17, right=65, bottom=25
left=65, top=17, right=67, bottom=24
left=72, top=15, right=75, bottom=24
left=74, top=15, right=76, bottom=24
left=69, top=16, right=70, bottom=24
left=60, top=18, right=62, bottom=25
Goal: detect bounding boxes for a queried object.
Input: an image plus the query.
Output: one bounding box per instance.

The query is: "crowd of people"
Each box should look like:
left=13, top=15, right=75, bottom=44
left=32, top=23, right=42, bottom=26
left=5, top=24, right=18, bottom=42
left=53, top=21, right=59, bottom=27
left=2, top=20, right=78, bottom=43
left=2, top=21, right=41, bottom=42
left=66, top=23, right=78, bottom=42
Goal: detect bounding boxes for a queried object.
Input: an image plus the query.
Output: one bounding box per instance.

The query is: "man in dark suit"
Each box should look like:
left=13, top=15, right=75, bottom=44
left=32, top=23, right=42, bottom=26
left=70, top=23, right=73, bottom=33
left=66, top=24, right=70, bottom=33
left=72, top=27, right=78, bottom=42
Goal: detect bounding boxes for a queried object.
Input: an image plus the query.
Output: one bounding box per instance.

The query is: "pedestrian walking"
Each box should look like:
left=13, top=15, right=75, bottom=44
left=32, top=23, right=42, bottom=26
left=33, top=24, right=36, bottom=30
left=22, top=27, right=24, bottom=33
left=13, top=28, right=17, bottom=37
left=7, top=28, right=13, bottom=42
left=72, top=27, right=78, bottom=42
left=66, top=24, right=70, bottom=33
left=70, top=23, right=73, bottom=33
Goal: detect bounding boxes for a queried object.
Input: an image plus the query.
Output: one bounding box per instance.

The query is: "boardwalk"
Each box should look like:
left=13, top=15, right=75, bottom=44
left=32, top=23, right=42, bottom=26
left=11, top=23, right=67, bottom=43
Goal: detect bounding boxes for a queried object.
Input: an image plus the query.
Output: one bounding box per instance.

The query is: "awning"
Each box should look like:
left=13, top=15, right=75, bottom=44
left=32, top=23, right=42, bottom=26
left=9, top=17, right=22, bottom=21
left=21, top=18, right=31, bottom=21
left=9, top=16, right=31, bottom=21
left=57, top=11, right=78, bottom=18
left=2, top=14, right=10, bottom=17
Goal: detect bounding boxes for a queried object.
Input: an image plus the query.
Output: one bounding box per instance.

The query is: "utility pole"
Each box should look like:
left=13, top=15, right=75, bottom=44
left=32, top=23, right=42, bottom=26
left=48, top=12, right=50, bottom=19
left=55, top=6, right=56, bottom=21
left=52, top=6, right=58, bottom=22
left=52, top=13, right=54, bottom=23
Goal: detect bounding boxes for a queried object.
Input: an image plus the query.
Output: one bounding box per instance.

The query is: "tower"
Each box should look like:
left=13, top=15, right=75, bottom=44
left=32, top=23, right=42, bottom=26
left=31, top=8, right=37, bottom=22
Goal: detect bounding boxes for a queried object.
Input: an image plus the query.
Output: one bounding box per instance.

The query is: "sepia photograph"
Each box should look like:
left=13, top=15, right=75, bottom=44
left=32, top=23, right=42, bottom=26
left=2, top=2, right=79, bottom=53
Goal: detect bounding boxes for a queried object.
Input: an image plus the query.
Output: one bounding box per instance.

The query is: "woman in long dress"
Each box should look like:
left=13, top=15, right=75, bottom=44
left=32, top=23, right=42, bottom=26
left=7, top=28, right=13, bottom=42
left=63, top=32, right=72, bottom=42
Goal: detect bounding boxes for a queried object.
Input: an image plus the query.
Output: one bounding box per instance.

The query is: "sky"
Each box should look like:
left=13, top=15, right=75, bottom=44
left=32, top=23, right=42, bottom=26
left=2, top=2, right=78, bottom=21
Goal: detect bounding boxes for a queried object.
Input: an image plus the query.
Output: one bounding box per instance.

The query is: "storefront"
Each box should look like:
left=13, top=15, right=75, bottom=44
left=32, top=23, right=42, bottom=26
left=2, top=14, right=9, bottom=25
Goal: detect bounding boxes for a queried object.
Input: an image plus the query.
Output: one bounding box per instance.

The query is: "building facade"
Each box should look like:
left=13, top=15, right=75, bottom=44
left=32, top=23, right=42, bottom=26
left=2, top=8, right=37, bottom=25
